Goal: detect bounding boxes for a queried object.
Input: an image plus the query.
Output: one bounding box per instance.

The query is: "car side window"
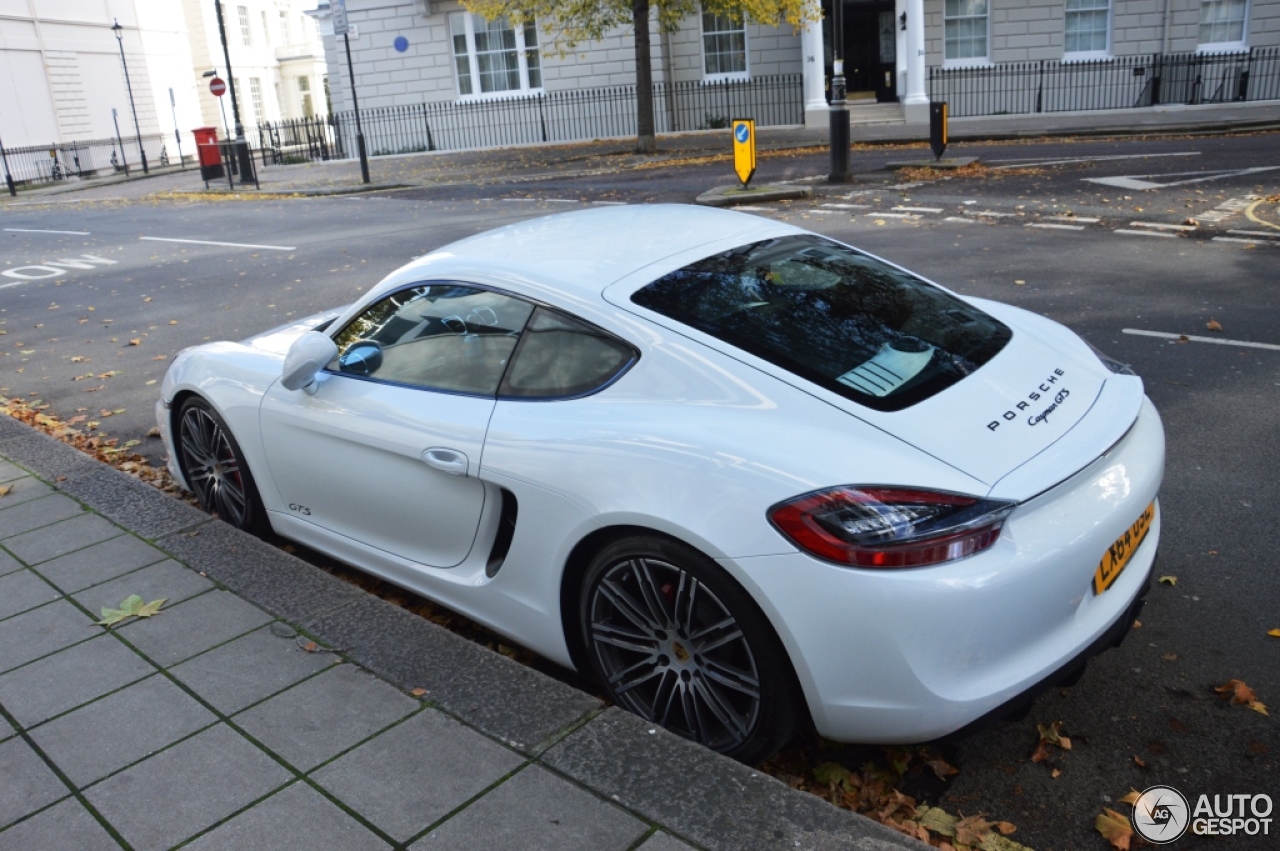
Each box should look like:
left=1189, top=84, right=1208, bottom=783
left=500, top=307, right=636, bottom=399
left=329, top=284, right=534, bottom=395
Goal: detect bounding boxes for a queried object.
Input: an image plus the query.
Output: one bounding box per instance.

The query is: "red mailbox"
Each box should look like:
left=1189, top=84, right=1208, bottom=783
left=192, top=127, right=224, bottom=181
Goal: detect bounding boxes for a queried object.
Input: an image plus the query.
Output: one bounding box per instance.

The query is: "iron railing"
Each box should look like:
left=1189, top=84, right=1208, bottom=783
left=254, top=75, right=802, bottom=164
left=929, top=47, right=1280, bottom=117
left=0, top=132, right=186, bottom=189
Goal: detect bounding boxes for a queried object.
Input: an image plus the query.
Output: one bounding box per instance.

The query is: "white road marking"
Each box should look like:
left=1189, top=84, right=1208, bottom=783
left=966, top=210, right=1015, bottom=218
left=4, top=228, right=91, bottom=235
left=1, top=253, right=118, bottom=285
left=1196, top=196, right=1255, bottom=223
left=1114, top=228, right=1178, bottom=238
left=140, top=237, right=295, bottom=251
left=592, top=201, right=626, bottom=206
left=821, top=203, right=870, bottom=209
left=944, top=216, right=980, bottom=223
left=1227, top=229, right=1280, bottom=239
left=1085, top=166, right=1280, bottom=191
left=990, top=152, right=1199, bottom=169
left=1124, top=328, right=1280, bottom=351
left=865, top=212, right=919, bottom=219
left=892, top=206, right=943, bottom=214
left=1043, top=215, right=1100, bottom=224
left=732, top=206, right=770, bottom=211
left=1026, top=223, right=1085, bottom=231
left=1212, top=236, right=1279, bottom=245
left=1130, top=221, right=1197, bottom=231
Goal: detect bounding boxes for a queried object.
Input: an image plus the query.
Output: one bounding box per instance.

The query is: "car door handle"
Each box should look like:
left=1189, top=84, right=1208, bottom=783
left=422, top=447, right=468, bottom=476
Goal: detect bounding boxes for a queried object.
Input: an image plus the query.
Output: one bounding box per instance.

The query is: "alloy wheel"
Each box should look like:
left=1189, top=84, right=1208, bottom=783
left=178, top=405, right=250, bottom=527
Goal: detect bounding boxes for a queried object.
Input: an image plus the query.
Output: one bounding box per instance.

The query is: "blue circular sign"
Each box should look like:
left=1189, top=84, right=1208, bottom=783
left=734, top=123, right=750, bottom=143
left=393, top=35, right=409, bottom=52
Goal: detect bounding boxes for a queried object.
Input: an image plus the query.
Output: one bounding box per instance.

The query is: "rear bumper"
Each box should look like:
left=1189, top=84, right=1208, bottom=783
left=724, top=395, right=1165, bottom=743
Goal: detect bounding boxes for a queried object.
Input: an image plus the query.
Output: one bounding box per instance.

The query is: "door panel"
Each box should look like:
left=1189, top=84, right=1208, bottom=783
left=260, top=374, right=494, bottom=568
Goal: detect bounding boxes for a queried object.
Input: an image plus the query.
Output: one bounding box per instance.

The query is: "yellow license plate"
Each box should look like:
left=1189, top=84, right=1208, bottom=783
left=1093, top=502, right=1155, bottom=595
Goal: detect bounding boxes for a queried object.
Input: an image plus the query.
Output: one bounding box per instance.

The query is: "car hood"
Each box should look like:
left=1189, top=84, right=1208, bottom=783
left=239, top=309, right=346, bottom=357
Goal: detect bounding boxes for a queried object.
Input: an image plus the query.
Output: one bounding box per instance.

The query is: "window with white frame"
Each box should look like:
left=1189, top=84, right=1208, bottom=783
left=1064, top=0, right=1110, bottom=55
left=701, top=11, right=748, bottom=79
left=238, top=6, right=251, bottom=46
left=1199, top=0, right=1248, bottom=47
left=944, top=0, right=988, bottom=62
left=250, top=77, right=263, bottom=123
left=280, top=11, right=291, bottom=44
left=297, top=76, right=313, bottom=117
left=449, top=13, right=542, bottom=97
left=261, top=11, right=270, bottom=45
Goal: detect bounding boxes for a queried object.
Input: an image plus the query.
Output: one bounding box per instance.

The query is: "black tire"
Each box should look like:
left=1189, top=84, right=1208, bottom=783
left=175, top=397, right=268, bottom=534
left=580, top=535, right=803, bottom=764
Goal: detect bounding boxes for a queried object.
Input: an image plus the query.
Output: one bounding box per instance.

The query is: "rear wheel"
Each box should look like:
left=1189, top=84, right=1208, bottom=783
left=175, top=397, right=267, bottom=533
left=580, top=535, right=802, bottom=764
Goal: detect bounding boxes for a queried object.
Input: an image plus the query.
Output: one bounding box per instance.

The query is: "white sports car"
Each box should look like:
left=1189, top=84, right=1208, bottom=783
left=157, top=205, right=1163, bottom=763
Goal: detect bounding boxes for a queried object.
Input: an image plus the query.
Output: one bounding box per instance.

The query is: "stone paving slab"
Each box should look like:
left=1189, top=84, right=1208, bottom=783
left=28, top=674, right=217, bottom=787
left=71, top=558, right=213, bottom=614
left=0, top=600, right=94, bottom=675
left=0, top=569, right=61, bottom=620
left=2, top=512, right=120, bottom=565
left=232, top=663, right=417, bottom=772
left=0, top=475, right=54, bottom=509
left=0, top=494, right=87, bottom=542
left=0, top=549, right=20, bottom=578
left=116, top=589, right=273, bottom=667
left=410, top=764, right=648, bottom=851
left=0, top=736, right=68, bottom=828
left=0, top=634, right=156, bottom=728
left=34, top=533, right=169, bottom=593
left=181, top=781, right=391, bottom=851
left=0, top=796, right=121, bottom=851
left=0, top=461, right=28, bottom=482
left=311, top=707, right=525, bottom=843
left=84, top=724, right=293, bottom=851
left=169, top=624, right=334, bottom=715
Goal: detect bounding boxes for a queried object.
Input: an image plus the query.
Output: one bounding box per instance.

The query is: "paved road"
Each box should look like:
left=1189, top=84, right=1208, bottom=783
left=1, top=131, right=1277, bottom=850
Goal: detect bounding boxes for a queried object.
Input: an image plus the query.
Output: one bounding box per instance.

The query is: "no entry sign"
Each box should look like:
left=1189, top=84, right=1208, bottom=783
left=209, top=77, right=227, bottom=97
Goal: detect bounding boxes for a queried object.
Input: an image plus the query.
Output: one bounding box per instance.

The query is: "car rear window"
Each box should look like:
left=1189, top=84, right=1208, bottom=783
left=631, top=235, right=1011, bottom=411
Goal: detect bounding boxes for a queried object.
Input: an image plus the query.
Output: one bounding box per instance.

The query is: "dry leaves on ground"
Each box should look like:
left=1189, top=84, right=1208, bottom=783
left=1214, top=679, right=1268, bottom=715
left=1030, top=720, right=1072, bottom=763
left=1095, top=807, right=1135, bottom=850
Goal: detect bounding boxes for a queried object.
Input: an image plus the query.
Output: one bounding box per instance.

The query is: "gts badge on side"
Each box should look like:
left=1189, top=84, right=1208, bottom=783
left=288, top=503, right=312, bottom=516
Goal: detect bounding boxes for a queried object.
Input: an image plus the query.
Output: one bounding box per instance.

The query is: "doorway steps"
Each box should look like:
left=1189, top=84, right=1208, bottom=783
left=847, top=102, right=905, bottom=126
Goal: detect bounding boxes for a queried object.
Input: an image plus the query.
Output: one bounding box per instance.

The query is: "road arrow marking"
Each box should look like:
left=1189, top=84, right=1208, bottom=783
left=1085, top=166, right=1280, bottom=190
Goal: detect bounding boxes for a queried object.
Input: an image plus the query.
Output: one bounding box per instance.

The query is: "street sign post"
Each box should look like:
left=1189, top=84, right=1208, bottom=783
left=930, top=102, right=948, bottom=161
left=732, top=118, right=756, bottom=189
left=331, top=0, right=349, bottom=36
left=209, top=77, right=226, bottom=97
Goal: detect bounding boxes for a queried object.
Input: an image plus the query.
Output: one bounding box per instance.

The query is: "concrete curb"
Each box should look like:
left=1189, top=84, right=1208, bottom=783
left=0, top=417, right=922, bottom=850
left=695, top=183, right=815, bottom=207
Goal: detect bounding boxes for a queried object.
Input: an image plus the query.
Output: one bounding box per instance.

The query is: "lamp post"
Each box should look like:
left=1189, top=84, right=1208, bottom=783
left=828, top=0, right=850, bottom=182
left=212, top=0, right=256, bottom=182
left=203, top=69, right=232, bottom=139
left=111, top=19, right=148, bottom=174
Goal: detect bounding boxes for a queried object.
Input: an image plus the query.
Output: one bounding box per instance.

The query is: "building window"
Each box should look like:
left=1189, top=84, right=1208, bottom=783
left=944, top=0, right=988, bottom=63
left=1064, top=0, right=1110, bottom=55
left=238, top=5, right=251, bottom=46
left=261, top=11, right=270, bottom=45
left=250, top=77, right=263, bottom=123
left=298, top=76, right=313, bottom=117
left=1199, top=0, right=1248, bottom=47
left=280, top=11, right=291, bottom=44
left=449, top=13, right=541, bottom=97
left=701, top=12, right=748, bottom=79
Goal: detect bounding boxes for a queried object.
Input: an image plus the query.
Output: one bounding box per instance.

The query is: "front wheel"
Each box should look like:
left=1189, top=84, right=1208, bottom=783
left=175, top=397, right=268, bottom=534
left=580, top=535, right=803, bottom=764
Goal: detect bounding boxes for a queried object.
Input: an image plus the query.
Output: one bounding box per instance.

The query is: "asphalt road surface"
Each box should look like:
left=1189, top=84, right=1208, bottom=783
left=1, top=131, right=1277, bottom=850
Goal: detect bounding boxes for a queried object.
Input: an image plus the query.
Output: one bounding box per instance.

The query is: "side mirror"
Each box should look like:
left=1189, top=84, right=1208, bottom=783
left=337, top=340, right=383, bottom=376
left=281, top=331, right=339, bottom=395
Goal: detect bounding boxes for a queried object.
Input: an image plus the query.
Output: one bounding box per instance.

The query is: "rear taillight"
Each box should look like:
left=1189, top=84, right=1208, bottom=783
left=768, top=486, right=1015, bottom=568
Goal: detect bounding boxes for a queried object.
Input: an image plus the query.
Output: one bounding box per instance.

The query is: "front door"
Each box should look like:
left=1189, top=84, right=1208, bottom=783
left=843, top=2, right=898, bottom=102
left=259, top=282, right=535, bottom=569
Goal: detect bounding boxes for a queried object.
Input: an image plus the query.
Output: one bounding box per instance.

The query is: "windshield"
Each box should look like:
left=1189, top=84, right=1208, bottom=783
left=631, top=235, right=1011, bottom=411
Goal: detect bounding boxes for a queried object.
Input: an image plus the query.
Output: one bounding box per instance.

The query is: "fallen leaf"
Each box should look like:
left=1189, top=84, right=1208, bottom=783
left=954, top=814, right=993, bottom=846
left=1268, top=629, right=1280, bottom=638
left=1051, top=768, right=1062, bottom=778
left=1014, top=279, right=1026, bottom=285
left=1133, top=754, right=1147, bottom=768
left=1161, top=652, right=1178, bottom=661
left=410, top=687, right=427, bottom=697
left=1206, top=319, right=1223, bottom=331
left=1031, top=720, right=1072, bottom=762
left=1215, top=679, right=1268, bottom=714
left=1119, top=789, right=1142, bottom=806
left=1158, top=575, right=1177, bottom=586
left=128, top=338, right=141, bottom=346
left=1096, top=807, right=1134, bottom=850
left=302, top=641, right=319, bottom=652
left=926, top=758, right=959, bottom=780
left=96, top=594, right=166, bottom=626
left=0, top=484, right=12, bottom=497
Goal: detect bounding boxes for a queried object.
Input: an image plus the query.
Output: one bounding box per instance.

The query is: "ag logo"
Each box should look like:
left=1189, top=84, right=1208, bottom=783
left=1132, top=785, right=1190, bottom=843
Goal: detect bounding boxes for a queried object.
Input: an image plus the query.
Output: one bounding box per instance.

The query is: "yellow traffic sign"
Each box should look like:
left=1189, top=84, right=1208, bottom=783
left=732, top=118, right=756, bottom=188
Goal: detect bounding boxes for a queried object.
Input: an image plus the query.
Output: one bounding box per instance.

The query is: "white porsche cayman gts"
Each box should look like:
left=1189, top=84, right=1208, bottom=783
left=158, top=205, right=1163, bottom=763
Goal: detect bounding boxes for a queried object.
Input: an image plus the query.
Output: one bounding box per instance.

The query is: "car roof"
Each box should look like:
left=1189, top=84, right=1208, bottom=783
left=379, top=204, right=794, bottom=303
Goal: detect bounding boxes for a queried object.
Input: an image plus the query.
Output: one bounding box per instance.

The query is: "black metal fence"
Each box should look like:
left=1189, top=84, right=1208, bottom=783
left=254, top=75, right=803, bottom=165
left=929, top=47, right=1280, bottom=117
left=0, top=132, right=187, bottom=189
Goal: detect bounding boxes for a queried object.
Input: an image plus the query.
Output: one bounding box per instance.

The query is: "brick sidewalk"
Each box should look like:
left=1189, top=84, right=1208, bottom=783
left=0, top=416, right=916, bottom=851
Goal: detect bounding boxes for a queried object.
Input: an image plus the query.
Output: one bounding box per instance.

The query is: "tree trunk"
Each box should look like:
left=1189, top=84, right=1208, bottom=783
left=632, top=0, right=657, bottom=154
